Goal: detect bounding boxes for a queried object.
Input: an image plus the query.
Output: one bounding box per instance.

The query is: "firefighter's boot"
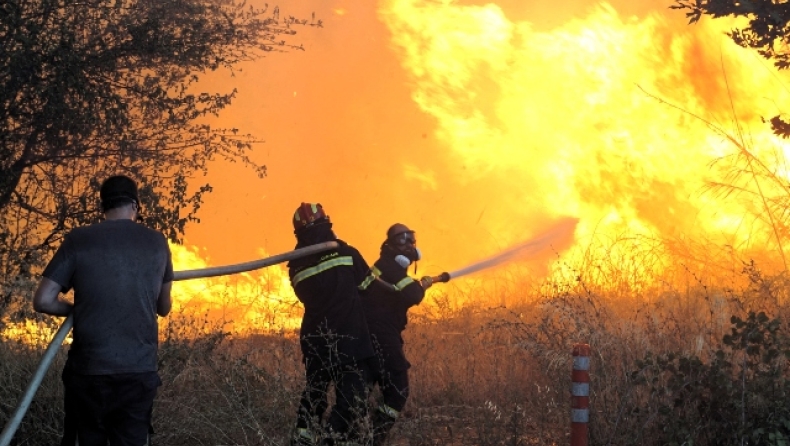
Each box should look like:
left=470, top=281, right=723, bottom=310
left=371, top=407, right=398, bottom=446
left=291, top=427, right=316, bottom=446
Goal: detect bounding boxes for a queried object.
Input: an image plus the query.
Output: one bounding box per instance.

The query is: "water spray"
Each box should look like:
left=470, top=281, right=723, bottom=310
left=0, top=241, right=339, bottom=446
left=426, top=217, right=578, bottom=285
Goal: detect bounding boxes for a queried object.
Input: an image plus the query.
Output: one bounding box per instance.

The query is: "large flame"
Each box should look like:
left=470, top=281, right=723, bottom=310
left=376, top=0, right=790, bottom=284
left=185, top=0, right=790, bottom=299
left=381, top=1, right=783, bottom=236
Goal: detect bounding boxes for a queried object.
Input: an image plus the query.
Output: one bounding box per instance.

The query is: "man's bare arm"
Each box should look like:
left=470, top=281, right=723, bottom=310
left=157, top=282, right=172, bottom=317
left=33, top=277, right=73, bottom=316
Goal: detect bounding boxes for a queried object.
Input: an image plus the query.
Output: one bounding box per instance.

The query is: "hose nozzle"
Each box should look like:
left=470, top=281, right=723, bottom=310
left=431, top=272, right=451, bottom=283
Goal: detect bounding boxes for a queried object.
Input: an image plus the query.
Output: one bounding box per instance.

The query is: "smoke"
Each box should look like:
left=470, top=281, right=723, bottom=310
left=448, top=217, right=578, bottom=279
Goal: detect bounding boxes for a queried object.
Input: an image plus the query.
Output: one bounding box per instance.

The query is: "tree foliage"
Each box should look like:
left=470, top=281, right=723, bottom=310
left=672, top=0, right=790, bottom=136
left=673, top=0, right=790, bottom=69
left=0, top=0, right=318, bottom=321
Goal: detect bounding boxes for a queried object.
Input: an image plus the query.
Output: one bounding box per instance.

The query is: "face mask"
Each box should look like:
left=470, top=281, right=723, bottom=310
left=394, top=247, right=422, bottom=269
left=413, top=247, right=422, bottom=261
left=394, top=255, right=411, bottom=269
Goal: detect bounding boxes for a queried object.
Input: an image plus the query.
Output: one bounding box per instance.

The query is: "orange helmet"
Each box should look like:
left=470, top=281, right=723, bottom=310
left=293, top=202, right=329, bottom=231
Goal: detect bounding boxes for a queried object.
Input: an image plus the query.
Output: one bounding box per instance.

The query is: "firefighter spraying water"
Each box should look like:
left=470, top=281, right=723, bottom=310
left=359, top=223, right=430, bottom=445
left=358, top=217, right=577, bottom=445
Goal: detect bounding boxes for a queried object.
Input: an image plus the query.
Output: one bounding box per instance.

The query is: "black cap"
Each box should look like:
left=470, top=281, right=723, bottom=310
left=100, top=175, right=139, bottom=212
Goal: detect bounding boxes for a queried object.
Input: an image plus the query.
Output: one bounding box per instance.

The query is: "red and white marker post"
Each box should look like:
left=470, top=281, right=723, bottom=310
left=571, top=343, right=590, bottom=446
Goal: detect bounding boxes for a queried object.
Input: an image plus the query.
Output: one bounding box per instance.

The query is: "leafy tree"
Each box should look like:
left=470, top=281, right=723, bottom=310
left=672, top=0, right=790, bottom=137
left=0, top=0, right=319, bottom=323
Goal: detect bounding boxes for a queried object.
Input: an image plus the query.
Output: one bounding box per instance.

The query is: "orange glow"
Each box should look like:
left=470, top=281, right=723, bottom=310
left=135, top=1, right=790, bottom=324
left=0, top=319, right=66, bottom=347
left=168, top=243, right=301, bottom=334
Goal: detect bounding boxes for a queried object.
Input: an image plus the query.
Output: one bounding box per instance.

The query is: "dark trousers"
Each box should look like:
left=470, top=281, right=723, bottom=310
left=296, top=353, right=370, bottom=439
left=368, top=358, right=409, bottom=413
left=367, top=351, right=409, bottom=446
left=61, top=369, right=161, bottom=446
left=60, top=378, right=78, bottom=446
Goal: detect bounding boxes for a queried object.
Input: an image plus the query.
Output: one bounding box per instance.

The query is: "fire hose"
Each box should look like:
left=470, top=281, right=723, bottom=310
left=0, top=241, right=339, bottom=446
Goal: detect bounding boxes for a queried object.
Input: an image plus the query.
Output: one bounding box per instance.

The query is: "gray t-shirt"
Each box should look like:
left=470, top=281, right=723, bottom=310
left=43, top=219, right=174, bottom=375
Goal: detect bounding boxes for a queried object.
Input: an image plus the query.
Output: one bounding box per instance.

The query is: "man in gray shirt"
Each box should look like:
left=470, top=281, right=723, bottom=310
left=33, top=175, right=173, bottom=446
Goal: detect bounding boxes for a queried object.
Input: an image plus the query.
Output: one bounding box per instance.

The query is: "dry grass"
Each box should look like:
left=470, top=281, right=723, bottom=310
left=2, top=245, right=790, bottom=445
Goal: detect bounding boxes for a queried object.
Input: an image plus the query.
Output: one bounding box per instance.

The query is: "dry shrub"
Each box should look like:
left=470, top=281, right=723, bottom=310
left=153, top=313, right=302, bottom=446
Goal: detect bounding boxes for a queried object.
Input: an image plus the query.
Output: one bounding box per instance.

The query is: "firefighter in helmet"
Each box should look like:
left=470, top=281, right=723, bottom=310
left=287, top=203, right=374, bottom=446
left=359, top=223, right=433, bottom=445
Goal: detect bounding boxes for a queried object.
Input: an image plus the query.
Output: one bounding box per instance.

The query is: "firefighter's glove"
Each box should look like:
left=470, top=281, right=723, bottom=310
left=419, top=276, right=433, bottom=290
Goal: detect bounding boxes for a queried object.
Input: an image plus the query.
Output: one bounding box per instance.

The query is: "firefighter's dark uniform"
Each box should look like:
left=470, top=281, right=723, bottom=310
left=288, top=224, right=374, bottom=445
left=359, top=253, right=426, bottom=444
